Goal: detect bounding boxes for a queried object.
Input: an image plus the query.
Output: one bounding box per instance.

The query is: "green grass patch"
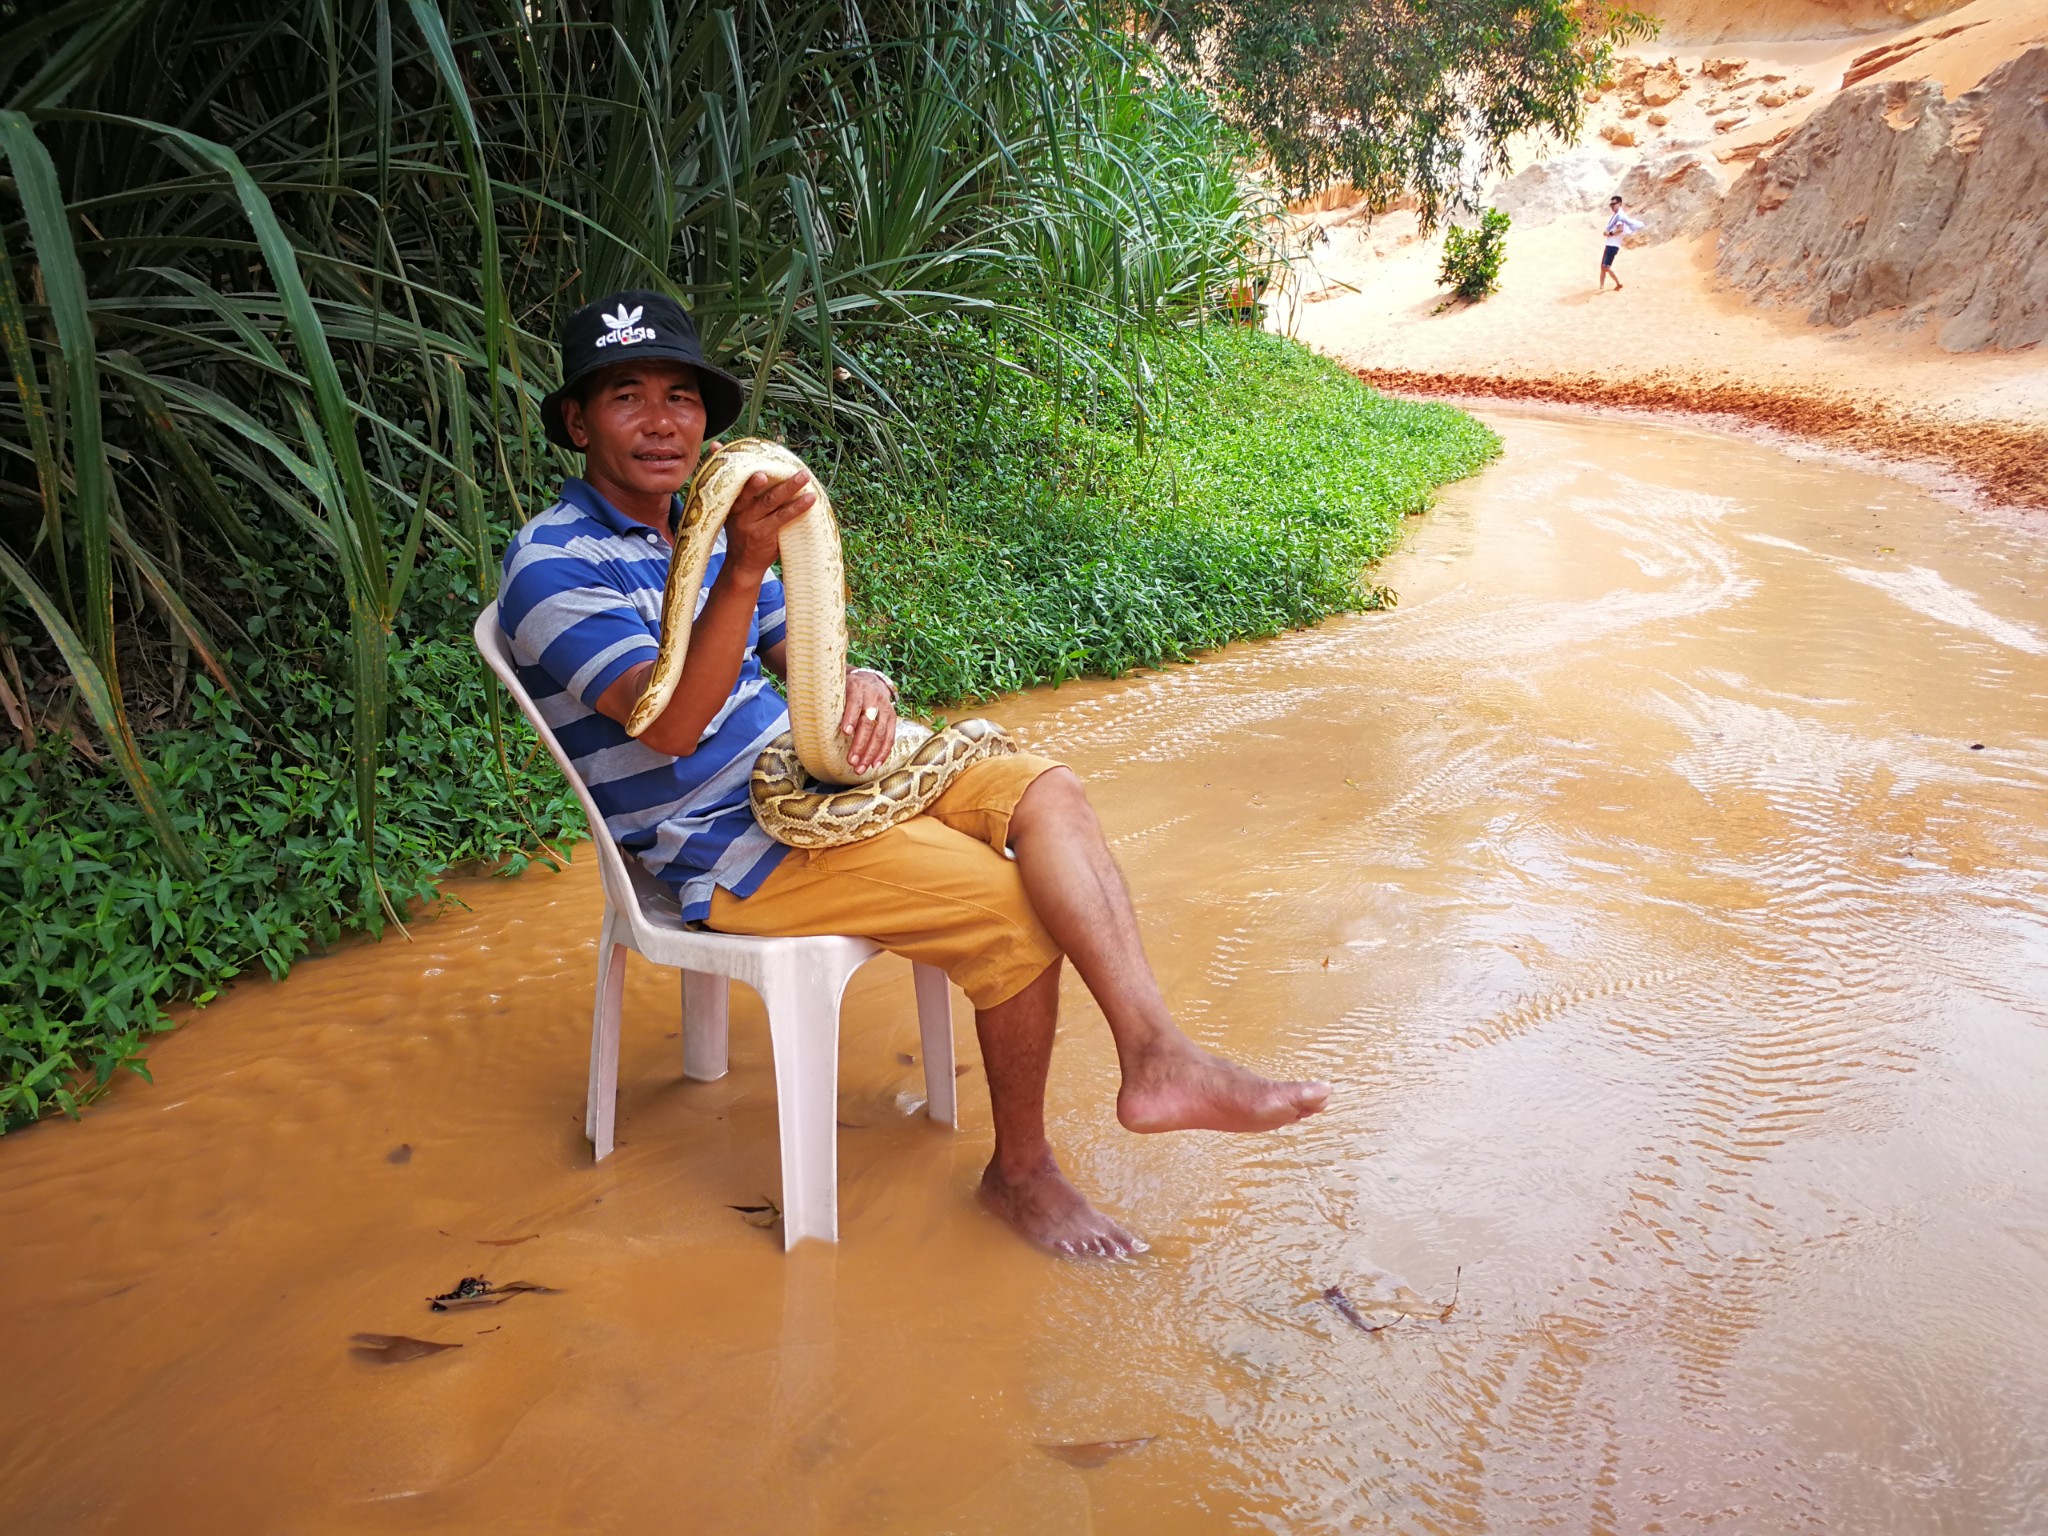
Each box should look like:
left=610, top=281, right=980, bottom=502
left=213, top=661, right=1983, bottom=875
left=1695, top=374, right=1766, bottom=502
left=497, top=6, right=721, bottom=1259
left=834, top=325, right=1499, bottom=701
left=1, top=327, right=1495, bottom=1129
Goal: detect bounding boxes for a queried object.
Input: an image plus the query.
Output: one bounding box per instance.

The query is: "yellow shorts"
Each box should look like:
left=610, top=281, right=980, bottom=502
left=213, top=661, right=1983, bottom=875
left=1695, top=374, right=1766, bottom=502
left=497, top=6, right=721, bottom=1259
left=705, top=752, right=1065, bottom=1009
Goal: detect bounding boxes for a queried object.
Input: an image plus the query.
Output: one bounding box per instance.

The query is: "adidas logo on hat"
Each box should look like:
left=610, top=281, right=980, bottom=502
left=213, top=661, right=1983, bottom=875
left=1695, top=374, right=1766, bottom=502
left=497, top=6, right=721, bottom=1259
left=595, top=303, right=655, bottom=348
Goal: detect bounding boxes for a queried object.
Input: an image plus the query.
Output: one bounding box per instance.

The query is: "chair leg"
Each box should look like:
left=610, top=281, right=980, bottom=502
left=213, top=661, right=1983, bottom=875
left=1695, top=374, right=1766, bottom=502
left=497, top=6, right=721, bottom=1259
left=681, top=969, right=731, bottom=1082
left=761, top=969, right=844, bottom=1249
left=913, top=963, right=957, bottom=1128
left=587, top=909, right=627, bottom=1162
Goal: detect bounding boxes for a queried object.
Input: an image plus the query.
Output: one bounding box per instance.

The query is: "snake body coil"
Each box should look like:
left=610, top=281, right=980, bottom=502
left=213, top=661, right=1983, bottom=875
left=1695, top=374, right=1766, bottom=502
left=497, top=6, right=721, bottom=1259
left=625, top=438, right=1016, bottom=848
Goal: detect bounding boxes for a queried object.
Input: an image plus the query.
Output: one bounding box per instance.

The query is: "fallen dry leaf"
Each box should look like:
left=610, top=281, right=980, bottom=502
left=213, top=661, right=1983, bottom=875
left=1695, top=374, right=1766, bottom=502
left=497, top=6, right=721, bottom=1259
left=475, top=1234, right=539, bottom=1247
left=1323, top=1285, right=1390, bottom=1334
left=432, top=1275, right=491, bottom=1308
left=1040, top=1438, right=1154, bottom=1469
left=431, top=1294, right=511, bottom=1313
left=428, top=1277, right=561, bottom=1312
left=954, top=1063, right=972, bottom=1077
left=350, top=1333, right=460, bottom=1364
left=1326, top=1269, right=1465, bottom=1334
left=896, top=1052, right=916, bottom=1066
left=728, top=1197, right=782, bottom=1229
left=385, top=1144, right=412, bottom=1165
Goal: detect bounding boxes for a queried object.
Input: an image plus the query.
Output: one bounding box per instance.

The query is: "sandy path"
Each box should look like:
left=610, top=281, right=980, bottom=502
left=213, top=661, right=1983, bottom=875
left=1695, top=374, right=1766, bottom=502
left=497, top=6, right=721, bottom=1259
left=1280, top=0, right=2048, bottom=509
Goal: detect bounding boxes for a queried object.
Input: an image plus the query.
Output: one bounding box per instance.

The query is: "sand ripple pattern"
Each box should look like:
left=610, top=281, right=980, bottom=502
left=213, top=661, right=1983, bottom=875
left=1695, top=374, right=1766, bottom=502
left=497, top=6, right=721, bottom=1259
left=1023, top=413, right=2048, bottom=1536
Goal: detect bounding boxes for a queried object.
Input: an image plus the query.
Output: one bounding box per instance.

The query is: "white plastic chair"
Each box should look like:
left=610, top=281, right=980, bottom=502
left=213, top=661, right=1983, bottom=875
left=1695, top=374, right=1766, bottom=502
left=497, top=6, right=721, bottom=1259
left=473, top=603, right=957, bottom=1248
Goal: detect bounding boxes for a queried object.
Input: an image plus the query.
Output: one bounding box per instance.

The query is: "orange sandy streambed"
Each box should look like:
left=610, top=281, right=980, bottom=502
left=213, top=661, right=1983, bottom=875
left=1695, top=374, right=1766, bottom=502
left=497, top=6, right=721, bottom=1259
left=4, top=411, right=2047, bottom=1534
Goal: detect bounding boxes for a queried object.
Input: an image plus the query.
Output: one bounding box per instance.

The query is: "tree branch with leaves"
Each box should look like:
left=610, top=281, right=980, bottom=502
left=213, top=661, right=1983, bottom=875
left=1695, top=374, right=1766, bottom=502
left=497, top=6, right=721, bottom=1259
left=1136, top=0, right=1657, bottom=224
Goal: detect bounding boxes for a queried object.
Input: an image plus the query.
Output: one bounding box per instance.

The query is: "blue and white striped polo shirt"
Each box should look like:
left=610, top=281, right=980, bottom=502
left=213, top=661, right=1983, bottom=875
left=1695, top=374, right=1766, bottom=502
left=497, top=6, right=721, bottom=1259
left=499, top=478, right=792, bottom=919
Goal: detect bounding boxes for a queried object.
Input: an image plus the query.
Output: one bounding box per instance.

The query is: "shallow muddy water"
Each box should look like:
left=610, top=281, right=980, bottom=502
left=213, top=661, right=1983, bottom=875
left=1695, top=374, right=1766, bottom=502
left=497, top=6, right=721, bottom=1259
left=5, top=412, right=2047, bottom=1535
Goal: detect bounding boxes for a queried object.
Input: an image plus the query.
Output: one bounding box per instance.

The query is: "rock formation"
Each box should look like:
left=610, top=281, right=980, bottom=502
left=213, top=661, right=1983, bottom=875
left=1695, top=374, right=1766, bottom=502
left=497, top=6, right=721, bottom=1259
left=1715, top=46, right=2048, bottom=351
left=1640, top=61, right=1689, bottom=107
left=1840, top=18, right=1986, bottom=85
left=1619, top=153, right=1731, bottom=243
left=1488, top=150, right=1629, bottom=227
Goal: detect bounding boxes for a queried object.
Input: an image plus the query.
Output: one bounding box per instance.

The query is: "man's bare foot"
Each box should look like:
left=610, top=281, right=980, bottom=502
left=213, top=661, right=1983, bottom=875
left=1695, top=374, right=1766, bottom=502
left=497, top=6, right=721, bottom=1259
left=979, top=1153, right=1146, bottom=1258
left=1116, top=1043, right=1329, bottom=1134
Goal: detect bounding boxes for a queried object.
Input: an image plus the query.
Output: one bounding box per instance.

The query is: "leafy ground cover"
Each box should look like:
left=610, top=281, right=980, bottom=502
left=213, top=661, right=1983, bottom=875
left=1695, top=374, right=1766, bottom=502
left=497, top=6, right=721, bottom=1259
left=1, top=326, right=1495, bottom=1128
left=837, top=325, right=1499, bottom=701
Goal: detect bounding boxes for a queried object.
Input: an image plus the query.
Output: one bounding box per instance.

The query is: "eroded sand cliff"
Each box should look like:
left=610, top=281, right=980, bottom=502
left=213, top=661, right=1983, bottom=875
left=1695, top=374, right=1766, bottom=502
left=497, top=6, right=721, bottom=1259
left=1645, top=0, right=1972, bottom=43
left=1717, top=49, right=2048, bottom=351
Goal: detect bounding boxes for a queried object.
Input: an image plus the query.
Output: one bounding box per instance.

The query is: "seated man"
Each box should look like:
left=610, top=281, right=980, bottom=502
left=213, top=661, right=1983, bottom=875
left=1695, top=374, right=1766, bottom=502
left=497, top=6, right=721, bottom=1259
left=500, top=290, right=1328, bottom=1256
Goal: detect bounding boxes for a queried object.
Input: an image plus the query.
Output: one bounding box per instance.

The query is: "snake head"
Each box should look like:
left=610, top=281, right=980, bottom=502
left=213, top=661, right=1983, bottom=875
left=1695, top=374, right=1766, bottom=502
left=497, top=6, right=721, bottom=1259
left=670, top=440, right=733, bottom=537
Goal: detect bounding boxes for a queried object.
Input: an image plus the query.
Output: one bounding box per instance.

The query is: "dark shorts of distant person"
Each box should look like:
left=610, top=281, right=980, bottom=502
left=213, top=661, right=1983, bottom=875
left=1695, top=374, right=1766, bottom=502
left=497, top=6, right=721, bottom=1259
left=1602, top=243, right=1620, bottom=268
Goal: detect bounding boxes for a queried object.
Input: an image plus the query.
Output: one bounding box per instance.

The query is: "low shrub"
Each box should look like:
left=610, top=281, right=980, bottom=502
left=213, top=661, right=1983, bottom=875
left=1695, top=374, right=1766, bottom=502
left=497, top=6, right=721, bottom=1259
left=1437, top=209, right=1513, bottom=304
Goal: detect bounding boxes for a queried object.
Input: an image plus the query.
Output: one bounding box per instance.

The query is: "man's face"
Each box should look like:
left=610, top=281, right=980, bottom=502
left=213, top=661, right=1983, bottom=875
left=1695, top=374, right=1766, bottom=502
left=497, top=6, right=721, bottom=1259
left=1610, top=201, right=1622, bottom=213
left=562, top=359, right=707, bottom=499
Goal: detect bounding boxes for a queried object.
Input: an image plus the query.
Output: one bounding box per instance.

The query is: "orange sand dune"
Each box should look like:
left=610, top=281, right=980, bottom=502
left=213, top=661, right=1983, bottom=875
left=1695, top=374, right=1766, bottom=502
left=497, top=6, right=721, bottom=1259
left=1644, top=0, right=1973, bottom=44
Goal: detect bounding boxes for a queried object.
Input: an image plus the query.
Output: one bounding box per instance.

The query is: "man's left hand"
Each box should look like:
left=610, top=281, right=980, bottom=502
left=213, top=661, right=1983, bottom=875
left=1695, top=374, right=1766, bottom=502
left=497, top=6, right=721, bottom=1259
left=840, top=669, right=897, bottom=774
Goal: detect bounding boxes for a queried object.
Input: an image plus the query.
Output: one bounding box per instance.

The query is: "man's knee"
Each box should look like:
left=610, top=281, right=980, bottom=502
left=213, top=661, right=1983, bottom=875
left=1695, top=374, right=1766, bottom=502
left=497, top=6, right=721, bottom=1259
left=1012, top=763, right=1094, bottom=837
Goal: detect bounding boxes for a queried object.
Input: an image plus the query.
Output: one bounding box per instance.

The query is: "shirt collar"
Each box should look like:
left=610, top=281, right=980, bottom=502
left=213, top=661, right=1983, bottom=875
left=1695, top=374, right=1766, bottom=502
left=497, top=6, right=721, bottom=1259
left=557, top=477, right=682, bottom=541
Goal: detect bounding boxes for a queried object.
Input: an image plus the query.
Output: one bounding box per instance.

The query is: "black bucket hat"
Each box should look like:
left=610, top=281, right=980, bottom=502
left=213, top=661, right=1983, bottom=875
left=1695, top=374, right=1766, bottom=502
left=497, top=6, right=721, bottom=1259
left=540, top=289, right=747, bottom=450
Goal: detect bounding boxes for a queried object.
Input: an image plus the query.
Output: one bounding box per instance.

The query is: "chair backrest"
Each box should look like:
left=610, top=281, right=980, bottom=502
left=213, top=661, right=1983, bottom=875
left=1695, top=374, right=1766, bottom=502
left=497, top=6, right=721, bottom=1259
left=473, top=600, right=642, bottom=914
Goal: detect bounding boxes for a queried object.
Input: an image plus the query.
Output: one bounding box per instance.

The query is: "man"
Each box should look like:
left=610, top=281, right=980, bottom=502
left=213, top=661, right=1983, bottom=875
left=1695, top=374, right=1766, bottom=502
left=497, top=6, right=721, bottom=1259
left=499, top=291, right=1328, bottom=1257
left=1600, top=195, right=1644, bottom=291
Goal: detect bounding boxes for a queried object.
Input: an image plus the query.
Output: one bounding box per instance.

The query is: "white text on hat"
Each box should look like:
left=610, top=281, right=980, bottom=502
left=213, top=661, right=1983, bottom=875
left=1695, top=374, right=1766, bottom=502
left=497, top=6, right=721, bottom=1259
left=596, top=302, right=655, bottom=348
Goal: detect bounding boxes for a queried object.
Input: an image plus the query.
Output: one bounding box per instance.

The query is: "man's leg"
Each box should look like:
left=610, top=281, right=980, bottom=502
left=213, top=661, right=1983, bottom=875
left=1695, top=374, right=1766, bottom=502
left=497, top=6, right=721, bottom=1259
left=1005, top=768, right=1328, bottom=1133
left=973, top=957, right=1141, bottom=1257
left=705, top=813, right=1143, bottom=1254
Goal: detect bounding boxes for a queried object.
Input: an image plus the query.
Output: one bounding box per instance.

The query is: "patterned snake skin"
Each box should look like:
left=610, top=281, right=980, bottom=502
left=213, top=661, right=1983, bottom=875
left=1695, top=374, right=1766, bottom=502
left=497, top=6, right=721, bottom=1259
left=625, top=438, right=1016, bottom=848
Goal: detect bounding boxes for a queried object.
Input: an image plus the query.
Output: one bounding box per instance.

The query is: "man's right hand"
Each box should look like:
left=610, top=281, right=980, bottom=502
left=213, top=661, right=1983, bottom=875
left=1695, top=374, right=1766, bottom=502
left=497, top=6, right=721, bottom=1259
left=595, top=461, right=817, bottom=756
left=724, top=467, right=816, bottom=579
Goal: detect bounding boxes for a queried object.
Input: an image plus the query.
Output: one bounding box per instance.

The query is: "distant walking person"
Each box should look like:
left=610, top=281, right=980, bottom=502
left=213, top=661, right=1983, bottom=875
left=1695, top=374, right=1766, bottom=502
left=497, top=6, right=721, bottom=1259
left=1600, top=195, right=1643, bottom=290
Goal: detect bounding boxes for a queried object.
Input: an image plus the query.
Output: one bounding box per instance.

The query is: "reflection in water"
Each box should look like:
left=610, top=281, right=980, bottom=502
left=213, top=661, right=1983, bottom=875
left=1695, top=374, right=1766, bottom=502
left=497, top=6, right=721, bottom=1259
left=4, top=412, right=2046, bottom=1534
